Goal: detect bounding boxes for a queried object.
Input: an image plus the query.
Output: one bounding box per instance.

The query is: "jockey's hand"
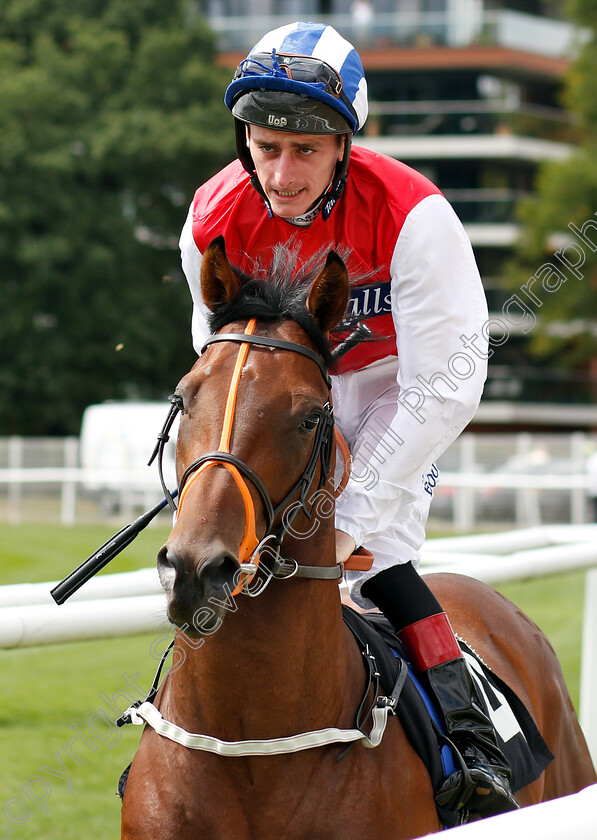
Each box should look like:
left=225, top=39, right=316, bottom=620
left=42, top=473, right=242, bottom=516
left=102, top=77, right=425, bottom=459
left=335, top=529, right=356, bottom=565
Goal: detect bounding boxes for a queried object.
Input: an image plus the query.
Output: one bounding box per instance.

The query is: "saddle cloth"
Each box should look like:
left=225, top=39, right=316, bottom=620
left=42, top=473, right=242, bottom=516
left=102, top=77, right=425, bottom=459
left=342, top=606, right=554, bottom=814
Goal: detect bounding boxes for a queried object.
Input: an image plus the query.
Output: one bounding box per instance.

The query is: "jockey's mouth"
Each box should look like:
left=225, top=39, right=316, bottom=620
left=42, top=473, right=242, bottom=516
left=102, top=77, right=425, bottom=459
left=272, top=187, right=303, bottom=198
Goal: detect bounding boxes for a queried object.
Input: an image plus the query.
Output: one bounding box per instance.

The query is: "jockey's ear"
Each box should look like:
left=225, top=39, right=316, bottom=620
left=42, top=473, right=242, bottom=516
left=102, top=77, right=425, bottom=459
left=307, top=251, right=349, bottom=333
left=201, top=236, right=241, bottom=311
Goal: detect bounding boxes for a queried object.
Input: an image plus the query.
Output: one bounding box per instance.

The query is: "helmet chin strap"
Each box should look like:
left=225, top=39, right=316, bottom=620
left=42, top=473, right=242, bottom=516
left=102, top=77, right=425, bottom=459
left=322, top=132, right=351, bottom=220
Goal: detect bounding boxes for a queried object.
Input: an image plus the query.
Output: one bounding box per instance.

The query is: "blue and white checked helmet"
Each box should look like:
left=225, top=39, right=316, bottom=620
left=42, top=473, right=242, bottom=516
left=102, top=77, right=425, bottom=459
left=225, top=22, right=368, bottom=219
left=225, top=21, right=368, bottom=135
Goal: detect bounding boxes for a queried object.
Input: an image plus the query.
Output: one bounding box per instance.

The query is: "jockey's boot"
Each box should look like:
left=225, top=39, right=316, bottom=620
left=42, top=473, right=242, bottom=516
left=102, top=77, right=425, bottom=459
left=361, top=563, right=519, bottom=818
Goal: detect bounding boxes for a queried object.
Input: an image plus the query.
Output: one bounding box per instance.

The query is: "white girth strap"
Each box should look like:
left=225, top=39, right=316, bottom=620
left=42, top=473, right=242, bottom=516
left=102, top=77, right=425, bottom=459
left=125, top=700, right=392, bottom=757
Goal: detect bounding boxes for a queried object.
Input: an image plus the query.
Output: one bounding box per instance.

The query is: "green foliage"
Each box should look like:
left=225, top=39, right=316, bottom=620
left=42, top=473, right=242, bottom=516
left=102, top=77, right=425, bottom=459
left=0, top=0, right=235, bottom=435
left=508, top=2, right=597, bottom=373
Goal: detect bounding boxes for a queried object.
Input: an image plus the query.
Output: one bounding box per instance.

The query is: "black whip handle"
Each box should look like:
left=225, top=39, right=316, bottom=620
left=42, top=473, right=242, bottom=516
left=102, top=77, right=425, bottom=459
left=330, top=322, right=373, bottom=364
left=50, top=491, right=177, bottom=605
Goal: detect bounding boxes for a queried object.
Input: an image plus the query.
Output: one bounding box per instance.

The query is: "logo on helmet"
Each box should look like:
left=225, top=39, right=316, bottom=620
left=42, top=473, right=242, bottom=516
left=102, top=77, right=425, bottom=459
left=268, top=115, right=288, bottom=127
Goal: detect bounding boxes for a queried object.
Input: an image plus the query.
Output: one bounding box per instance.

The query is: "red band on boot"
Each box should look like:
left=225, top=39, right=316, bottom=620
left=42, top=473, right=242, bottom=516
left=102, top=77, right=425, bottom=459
left=397, top=612, right=462, bottom=671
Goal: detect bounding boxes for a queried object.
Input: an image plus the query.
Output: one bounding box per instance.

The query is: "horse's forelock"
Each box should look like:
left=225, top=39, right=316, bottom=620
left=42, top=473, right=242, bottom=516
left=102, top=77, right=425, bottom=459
left=207, top=243, right=354, bottom=365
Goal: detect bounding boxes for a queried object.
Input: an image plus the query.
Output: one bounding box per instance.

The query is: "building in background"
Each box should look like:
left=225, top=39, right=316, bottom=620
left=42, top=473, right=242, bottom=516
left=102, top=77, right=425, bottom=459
left=196, top=1, right=588, bottom=420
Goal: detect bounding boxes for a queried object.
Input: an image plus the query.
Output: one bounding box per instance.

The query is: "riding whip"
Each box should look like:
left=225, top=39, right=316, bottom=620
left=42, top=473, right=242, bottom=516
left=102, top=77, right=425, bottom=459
left=50, top=491, right=177, bottom=604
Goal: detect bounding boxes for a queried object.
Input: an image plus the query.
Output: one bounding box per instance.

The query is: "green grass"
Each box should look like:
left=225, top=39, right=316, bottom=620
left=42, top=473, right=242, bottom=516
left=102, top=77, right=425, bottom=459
left=0, top=523, right=171, bottom=840
left=0, top=521, right=172, bottom=585
left=0, top=523, right=587, bottom=838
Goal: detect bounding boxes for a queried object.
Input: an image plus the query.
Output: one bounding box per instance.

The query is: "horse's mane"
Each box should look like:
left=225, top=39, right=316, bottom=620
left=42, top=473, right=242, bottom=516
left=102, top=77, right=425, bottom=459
left=208, top=242, right=379, bottom=368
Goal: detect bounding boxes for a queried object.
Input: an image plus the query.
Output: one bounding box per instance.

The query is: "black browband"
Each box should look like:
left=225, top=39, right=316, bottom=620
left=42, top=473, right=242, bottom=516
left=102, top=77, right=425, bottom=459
left=201, top=333, right=332, bottom=389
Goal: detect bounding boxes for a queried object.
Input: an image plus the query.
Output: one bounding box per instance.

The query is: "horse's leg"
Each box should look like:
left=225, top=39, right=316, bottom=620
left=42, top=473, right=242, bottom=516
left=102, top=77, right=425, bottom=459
left=426, top=573, right=597, bottom=805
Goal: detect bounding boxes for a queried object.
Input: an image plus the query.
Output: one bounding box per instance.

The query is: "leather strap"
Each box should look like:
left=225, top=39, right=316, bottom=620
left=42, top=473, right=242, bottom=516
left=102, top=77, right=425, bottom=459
left=266, top=557, right=343, bottom=581
left=344, top=547, right=374, bottom=572
left=125, top=699, right=392, bottom=756
left=334, top=428, right=352, bottom=497
left=202, top=332, right=332, bottom=389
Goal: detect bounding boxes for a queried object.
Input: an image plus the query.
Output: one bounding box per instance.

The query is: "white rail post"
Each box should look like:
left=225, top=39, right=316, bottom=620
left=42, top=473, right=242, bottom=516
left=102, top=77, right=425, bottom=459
left=515, top=432, right=541, bottom=527
left=580, top=567, right=597, bottom=768
left=61, top=436, right=78, bottom=526
left=8, top=436, right=23, bottom=525
left=454, top=434, right=476, bottom=532
left=570, top=432, right=587, bottom=525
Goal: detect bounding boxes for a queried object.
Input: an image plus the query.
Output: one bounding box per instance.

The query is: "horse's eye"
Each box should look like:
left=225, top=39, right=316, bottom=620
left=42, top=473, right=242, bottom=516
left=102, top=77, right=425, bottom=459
left=300, top=411, right=321, bottom=433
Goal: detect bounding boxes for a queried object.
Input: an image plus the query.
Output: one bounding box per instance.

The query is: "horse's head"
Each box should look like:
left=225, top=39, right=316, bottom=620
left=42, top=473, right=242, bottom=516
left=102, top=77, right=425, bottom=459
left=158, top=237, right=348, bottom=633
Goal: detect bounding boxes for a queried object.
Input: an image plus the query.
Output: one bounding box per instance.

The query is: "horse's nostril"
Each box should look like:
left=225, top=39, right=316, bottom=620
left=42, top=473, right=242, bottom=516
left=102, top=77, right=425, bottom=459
left=157, top=545, right=179, bottom=592
left=157, top=544, right=240, bottom=600
left=197, top=552, right=240, bottom=594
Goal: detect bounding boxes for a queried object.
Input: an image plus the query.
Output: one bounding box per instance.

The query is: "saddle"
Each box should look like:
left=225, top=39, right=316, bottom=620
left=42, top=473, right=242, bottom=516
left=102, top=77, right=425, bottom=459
left=343, top=605, right=554, bottom=826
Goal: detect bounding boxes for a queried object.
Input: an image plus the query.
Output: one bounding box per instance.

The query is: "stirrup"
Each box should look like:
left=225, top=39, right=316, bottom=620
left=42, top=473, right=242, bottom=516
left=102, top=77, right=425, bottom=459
left=434, top=770, right=473, bottom=825
left=464, top=763, right=519, bottom=816
left=434, top=739, right=518, bottom=823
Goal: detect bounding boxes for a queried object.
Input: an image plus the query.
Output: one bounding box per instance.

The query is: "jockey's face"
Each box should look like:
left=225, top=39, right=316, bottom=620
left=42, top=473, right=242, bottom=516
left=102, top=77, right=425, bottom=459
left=247, top=125, right=345, bottom=218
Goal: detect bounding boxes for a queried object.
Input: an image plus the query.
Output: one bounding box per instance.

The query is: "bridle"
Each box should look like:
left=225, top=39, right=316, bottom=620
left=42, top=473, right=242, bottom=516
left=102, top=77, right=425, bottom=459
left=159, top=318, right=341, bottom=596
left=122, top=319, right=408, bottom=758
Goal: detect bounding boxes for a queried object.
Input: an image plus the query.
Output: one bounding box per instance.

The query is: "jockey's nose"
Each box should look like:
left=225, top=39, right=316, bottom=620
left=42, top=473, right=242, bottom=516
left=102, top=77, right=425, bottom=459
left=274, top=149, right=297, bottom=188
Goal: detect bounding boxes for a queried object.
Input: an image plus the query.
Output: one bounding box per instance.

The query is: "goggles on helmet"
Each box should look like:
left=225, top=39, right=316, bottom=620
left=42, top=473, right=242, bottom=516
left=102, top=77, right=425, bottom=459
left=225, top=22, right=367, bottom=221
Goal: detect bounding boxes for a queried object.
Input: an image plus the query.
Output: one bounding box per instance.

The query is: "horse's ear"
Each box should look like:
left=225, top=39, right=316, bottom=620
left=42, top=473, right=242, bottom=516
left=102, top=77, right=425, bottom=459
left=201, top=236, right=241, bottom=311
left=306, top=251, right=349, bottom=333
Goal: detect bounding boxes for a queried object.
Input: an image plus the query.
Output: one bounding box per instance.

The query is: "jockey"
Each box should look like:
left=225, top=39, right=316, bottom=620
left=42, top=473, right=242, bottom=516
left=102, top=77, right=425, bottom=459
left=179, top=20, right=518, bottom=819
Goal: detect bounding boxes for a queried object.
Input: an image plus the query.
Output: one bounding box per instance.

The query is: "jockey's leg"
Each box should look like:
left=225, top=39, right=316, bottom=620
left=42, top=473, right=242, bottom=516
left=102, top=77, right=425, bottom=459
left=361, top=562, right=519, bottom=817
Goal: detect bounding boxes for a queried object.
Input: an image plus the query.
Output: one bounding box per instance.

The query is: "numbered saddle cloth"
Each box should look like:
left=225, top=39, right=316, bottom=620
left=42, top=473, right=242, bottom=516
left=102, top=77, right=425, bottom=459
left=342, top=607, right=554, bottom=796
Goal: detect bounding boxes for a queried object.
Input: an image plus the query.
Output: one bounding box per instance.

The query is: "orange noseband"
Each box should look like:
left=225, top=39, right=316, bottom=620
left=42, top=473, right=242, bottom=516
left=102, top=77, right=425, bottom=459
left=177, top=319, right=261, bottom=595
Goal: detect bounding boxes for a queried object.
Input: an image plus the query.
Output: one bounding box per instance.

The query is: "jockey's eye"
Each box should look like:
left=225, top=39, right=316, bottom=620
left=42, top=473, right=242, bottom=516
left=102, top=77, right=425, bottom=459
left=299, top=410, right=322, bottom=433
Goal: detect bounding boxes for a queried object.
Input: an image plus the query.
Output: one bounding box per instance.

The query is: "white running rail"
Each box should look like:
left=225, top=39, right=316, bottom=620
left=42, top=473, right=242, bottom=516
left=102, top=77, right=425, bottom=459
left=418, top=783, right=597, bottom=839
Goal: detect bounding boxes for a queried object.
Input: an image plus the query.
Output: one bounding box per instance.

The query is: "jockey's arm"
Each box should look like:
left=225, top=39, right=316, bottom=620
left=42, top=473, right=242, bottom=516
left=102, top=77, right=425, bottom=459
left=334, top=195, right=488, bottom=561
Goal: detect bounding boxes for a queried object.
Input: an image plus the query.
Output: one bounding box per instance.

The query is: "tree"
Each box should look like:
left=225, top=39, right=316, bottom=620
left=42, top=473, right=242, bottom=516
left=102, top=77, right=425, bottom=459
left=507, top=0, right=597, bottom=396
left=0, top=0, right=235, bottom=434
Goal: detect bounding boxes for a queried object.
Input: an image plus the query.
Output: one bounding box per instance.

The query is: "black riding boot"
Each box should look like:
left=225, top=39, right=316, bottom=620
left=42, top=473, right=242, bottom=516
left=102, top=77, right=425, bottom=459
left=361, top=563, right=519, bottom=818
left=425, top=656, right=519, bottom=816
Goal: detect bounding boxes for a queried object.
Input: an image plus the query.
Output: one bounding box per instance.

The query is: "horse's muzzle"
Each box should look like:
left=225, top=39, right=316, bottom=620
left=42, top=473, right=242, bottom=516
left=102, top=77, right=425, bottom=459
left=157, top=542, right=241, bottom=633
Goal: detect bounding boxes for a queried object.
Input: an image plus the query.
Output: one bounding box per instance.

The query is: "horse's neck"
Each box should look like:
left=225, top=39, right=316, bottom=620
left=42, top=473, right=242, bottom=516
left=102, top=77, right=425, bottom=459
left=164, top=529, right=361, bottom=737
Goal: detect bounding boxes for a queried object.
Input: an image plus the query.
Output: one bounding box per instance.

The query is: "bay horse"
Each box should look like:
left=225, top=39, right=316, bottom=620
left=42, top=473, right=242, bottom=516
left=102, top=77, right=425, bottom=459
left=121, top=238, right=596, bottom=839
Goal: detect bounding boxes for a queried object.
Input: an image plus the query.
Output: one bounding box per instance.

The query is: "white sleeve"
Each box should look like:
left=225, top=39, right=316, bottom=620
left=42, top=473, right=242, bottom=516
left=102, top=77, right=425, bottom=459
left=179, top=202, right=211, bottom=355
left=335, top=193, right=488, bottom=548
